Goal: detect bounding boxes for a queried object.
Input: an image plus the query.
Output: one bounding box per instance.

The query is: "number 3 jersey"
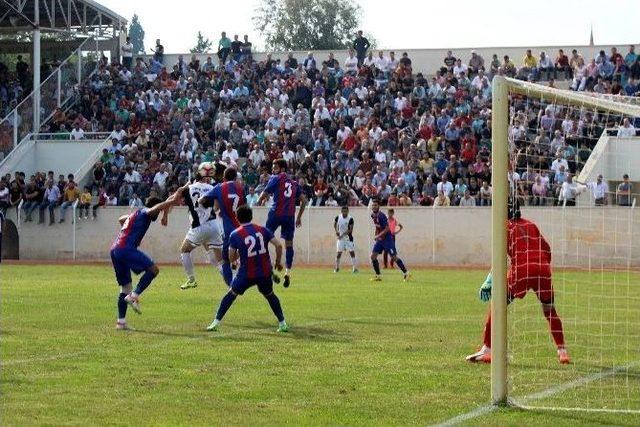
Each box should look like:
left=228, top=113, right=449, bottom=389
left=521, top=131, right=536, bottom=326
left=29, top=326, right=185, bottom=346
left=204, top=181, right=245, bottom=237
left=229, top=223, right=274, bottom=280
left=264, top=172, right=301, bottom=218
left=183, top=181, right=215, bottom=228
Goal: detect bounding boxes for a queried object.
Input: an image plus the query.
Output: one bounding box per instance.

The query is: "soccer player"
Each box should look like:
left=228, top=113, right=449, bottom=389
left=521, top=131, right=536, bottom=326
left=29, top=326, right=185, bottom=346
left=383, top=208, right=404, bottom=269
left=370, top=199, right=410, bottom=282
left=256, top=159, right=307, bottom=288
left=111, top=194, right=179, bottom=330
left=466, top=201, right=570, bottom=364
left=177, top=162, right=226, bottom=289
left=334, top=206, right=358, bottom=273
left=207, top=205, right=288, bottom=332
left=198, top=167, right=245, bottom=286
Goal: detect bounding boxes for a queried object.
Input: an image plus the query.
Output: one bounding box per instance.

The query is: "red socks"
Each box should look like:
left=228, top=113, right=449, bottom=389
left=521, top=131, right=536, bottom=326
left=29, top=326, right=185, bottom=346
left=543, top=307, right=566, bottom=348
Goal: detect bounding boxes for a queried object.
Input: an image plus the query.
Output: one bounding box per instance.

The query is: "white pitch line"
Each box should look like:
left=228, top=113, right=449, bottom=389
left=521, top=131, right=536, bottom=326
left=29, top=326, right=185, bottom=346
left=432, top=361, right=640, bottom=426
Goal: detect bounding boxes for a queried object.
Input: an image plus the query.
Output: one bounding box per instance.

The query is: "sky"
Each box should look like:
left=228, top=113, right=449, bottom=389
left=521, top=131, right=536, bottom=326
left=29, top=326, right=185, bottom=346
left=99, top=0, right=640, bottom=53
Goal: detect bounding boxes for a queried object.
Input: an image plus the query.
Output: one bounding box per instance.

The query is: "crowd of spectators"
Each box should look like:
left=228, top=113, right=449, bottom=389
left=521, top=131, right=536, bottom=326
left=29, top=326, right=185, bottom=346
left=2, top=33, right=639, bottom=221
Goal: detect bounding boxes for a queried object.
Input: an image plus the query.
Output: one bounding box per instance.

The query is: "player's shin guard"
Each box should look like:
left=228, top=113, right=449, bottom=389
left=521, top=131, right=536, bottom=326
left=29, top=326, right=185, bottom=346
left=117, top=293, right=128, bottom=319
left=543, top=307, right=566, bottom=348
left=483, top=310, right=492, bottom=348
left=134, top=270, right=156, bottom=296
left=181, top=252, right=194, bottom=280
left=372, top=258, right=381, bottom=275
left=395, top=258, right=407, bottom=274
left=264, top=293, right=285, bottom=322
left=285, top=246, right=294, bottom=270
left=215, top=291, right=237, bottom=321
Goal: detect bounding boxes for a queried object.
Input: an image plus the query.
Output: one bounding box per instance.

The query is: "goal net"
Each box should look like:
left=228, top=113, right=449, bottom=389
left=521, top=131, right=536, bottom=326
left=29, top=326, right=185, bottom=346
left=491, top=76, right=640, bottom=414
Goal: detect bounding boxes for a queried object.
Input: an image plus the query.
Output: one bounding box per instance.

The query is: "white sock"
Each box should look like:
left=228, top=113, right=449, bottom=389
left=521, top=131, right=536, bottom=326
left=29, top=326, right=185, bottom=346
left=117, top=318, right=126, bottom=323
left=181, top=252, right=194, bottom=280
left=285, top=268, right=290, bottom=275
left=279, top=320, right=287, bottom=327
left=351, top=256, right=357, bottom=268
left=212, top=319, right=220, bottom=327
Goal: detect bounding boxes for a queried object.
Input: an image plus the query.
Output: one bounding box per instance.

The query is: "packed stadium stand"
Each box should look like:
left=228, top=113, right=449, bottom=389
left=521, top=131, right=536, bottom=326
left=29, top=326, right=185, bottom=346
left=1, top=34, right=639, bottom=234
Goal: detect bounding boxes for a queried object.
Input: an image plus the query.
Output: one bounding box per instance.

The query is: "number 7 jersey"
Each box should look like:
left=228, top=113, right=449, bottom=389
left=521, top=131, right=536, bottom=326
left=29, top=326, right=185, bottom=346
left=204, top=181, right=245, bottom=236
left=264, top=172, right=301, bottom=218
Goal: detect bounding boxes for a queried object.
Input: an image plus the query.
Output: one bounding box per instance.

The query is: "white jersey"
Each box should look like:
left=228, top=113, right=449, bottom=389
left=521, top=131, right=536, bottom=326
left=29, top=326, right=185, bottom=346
left=183, top=181, right=214, bottom=228
left=335, top=214, right=354, bottom=241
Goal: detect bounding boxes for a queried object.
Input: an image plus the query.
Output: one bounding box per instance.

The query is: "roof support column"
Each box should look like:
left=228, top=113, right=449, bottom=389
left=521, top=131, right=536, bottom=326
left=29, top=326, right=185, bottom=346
left=32, top=0, right=41, bottom=134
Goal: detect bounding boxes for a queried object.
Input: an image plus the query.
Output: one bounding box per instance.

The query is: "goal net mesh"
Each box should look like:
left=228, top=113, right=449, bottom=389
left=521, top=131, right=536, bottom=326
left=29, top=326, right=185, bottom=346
left=503, top=82, right=640, bottom=413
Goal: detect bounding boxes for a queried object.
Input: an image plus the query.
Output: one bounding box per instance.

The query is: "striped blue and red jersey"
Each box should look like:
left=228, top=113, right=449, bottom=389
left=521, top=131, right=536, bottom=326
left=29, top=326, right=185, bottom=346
left=229, top=223, right=274, bottom=280
left=263, top=172, right=301, bottom=218
left=205, top=181, right=245, bottom=236
left=371, top=210, right=392, bottom=243
left=112, top=209, right=152, bottom=249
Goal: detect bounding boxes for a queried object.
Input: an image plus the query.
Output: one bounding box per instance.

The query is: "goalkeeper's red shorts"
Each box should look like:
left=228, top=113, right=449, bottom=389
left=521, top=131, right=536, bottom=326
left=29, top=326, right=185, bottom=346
left=508, top=262, right=553, bottom=303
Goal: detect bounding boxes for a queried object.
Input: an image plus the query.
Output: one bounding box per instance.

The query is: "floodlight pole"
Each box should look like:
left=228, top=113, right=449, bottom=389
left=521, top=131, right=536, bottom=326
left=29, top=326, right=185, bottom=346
left=32, top=0, right=41, bottom=135
left=490, top=76, right=509, bottom=406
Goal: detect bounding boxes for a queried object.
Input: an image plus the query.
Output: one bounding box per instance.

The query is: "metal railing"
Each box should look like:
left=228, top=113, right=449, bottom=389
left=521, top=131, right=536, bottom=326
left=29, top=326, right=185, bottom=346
left=0, top=37, right=100, bottom=162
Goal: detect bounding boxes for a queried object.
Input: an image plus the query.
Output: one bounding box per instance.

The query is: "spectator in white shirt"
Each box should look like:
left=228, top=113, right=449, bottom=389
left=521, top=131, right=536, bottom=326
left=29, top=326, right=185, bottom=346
left=223, top=143, right=239, bottom=164
left=123, top=166, right=142, bottom=185
left=374, top=51, right=390, bottom=73
left=393, top=92, right=408, bottom=111
left=248, top=144, right=265, bottom=167
left=129, top=193, right=144, bottom=209
left=452, top=59, right=468, bottom=77
left=587, top=174, right=609, bottom=205
left=437, top=176, right=454, bottom=198
left=70, top=124, right=85, bottom=140
left=109, top=123, right=126, bottom=141
left=618, top=118, right=636, bottom=137
left=153, top=164, right=169, bottom=192
left=121, top=36, right=134, bottom=70
left=550, top=153, right=569, bottom=174
left=344, top=49, right=358, bottom=74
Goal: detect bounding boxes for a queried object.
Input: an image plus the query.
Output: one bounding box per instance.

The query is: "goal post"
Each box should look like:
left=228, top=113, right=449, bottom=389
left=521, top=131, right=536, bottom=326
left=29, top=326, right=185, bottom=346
left=490, top=76, right=640, bottom=409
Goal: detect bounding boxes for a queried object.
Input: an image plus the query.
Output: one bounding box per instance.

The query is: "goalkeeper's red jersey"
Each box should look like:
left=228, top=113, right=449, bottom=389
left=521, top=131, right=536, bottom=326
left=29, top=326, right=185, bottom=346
left=508, top=218, right=551, bottom=266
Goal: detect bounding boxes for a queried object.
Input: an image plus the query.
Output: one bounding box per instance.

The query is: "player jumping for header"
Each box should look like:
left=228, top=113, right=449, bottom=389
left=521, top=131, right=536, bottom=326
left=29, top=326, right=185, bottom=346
left=370, top=199, right=410, bottom=282
left=177, top=161, right=227, bottom=290
left=257, top=159, right=307, bottom=288
left=334, top=206, right=358, bottom=273
left=198, top=166, right=246, bottom=286
left=110, top=193, right=180, bottom=330
left=207, top=205, right=288, bottom=333
left=466, top=201, right=570, bottom=364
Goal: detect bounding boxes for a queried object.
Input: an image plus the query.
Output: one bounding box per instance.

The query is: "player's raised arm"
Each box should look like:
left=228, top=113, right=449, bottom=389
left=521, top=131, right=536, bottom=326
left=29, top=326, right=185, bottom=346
left=269, top=236, right=284, bottom=271
left=295, top=193, right=307, bottom=228
left=146, top=192, right=181, bottom=217
left=118, top=214, right=129, bottom=226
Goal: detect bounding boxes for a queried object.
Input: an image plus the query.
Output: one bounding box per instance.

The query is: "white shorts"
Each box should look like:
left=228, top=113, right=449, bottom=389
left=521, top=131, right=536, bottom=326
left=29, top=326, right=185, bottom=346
left=336, top=238, right=355, bottom=252
left=185, top=220, right=223, bottom=249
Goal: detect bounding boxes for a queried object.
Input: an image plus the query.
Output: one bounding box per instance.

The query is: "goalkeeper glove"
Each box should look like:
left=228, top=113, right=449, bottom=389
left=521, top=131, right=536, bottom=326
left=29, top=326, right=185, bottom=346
left=479, top=272, right=493, bottom=302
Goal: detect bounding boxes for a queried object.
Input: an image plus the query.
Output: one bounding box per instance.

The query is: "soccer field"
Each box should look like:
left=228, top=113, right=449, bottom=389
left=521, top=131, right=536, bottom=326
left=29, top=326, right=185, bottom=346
left=1, top=264, right=638, bottom=426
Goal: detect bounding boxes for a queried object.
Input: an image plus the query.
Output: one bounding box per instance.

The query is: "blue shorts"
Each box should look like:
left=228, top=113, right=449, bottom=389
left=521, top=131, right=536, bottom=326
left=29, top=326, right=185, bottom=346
left=372, top=238, right=397, bottom=256
left=266, top=213, right=295, bottom=241
left=231, top=275, right=273, bottom=296
left=110, top=247, right=154, bottom=286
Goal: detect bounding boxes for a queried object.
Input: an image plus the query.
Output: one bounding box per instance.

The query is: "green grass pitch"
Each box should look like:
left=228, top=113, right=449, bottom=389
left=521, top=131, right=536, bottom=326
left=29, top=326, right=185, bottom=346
left=1, top=264, right=639, bottom=425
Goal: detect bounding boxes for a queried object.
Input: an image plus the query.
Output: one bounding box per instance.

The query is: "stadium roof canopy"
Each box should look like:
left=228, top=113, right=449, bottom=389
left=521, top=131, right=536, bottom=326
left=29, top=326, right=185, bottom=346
left=0, top=0, right=127, bottom=37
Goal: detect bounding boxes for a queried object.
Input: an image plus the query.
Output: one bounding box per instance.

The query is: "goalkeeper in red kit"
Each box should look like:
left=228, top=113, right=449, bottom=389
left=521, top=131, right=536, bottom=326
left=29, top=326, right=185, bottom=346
left=466, top=201, right=570, bottom=364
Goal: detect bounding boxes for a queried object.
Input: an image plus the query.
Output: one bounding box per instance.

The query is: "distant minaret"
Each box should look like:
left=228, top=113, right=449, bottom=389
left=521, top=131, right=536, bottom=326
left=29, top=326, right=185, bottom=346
left=589, top=24, right=594, bottom=46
